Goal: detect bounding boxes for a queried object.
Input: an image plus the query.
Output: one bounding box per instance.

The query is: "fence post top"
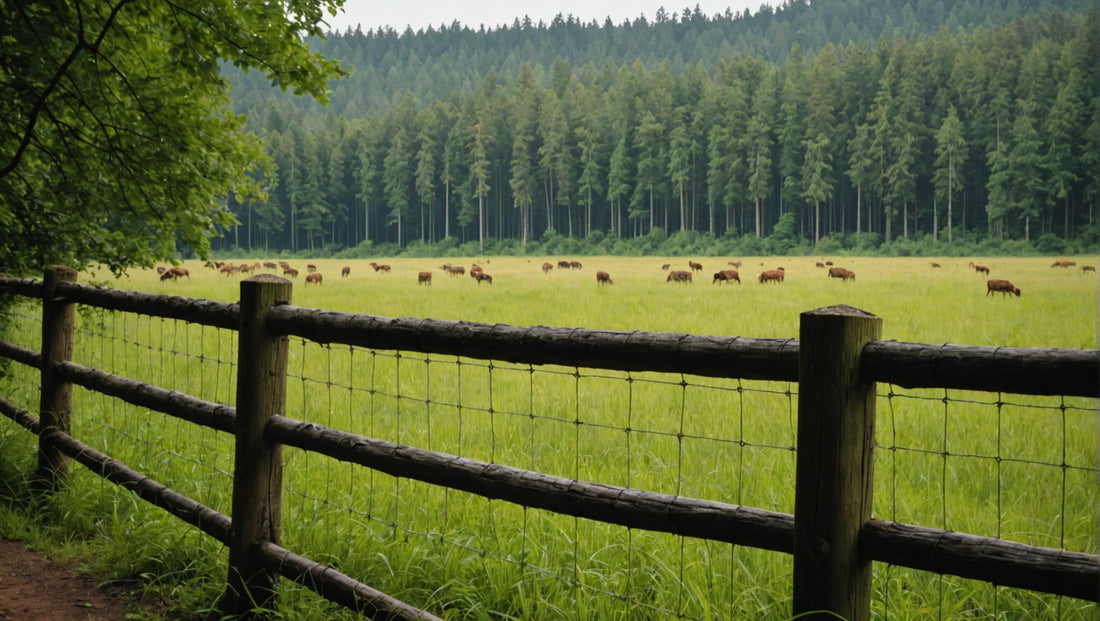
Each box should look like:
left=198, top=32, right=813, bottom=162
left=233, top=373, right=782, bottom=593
left=803, top=305, right=877, bottom=318
left=45, top=265, right=78, bottom=279
left=242, top=274, right=291, bottom=285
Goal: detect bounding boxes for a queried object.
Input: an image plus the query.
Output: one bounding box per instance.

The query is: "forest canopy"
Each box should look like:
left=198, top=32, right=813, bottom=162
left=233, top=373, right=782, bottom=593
left=222, top=1, right=1098, bottom=258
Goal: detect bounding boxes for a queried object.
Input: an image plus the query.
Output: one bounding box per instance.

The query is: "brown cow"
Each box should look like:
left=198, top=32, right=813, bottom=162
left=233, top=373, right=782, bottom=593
left=569, top=260, right=582, bottom=269
left=542, top=262, right=554, bottom=273
left=759, top=269, right=785, bottom=284
left=1082, top=265, right=1096, bottom=273
left=469, top=265, right=483, bottom=279
left=263, top=261, right=278, bottom=270
left=283, top=268, right=299, bottom=278
left=305, top=272, right=322, bottom=285
left=828, top=267, right=855, bottom=281
left=667, top=269, right=692, bottom=283
left=930, top=262, right=941, bottom=268
left=306, top=264, right=317, bottom=273
left=972, top=264, right=990, bottom=274
left=441, top=264, right=465, bottom=276
left=596, top=271, right=613, bottom=285
left=713, top=270, right=740, bottom=284
left=418, top=271, right=432, bottom=285
left=660, top=263, right=670, bottom=270
left=728, top=261, right=742, bottom=268
left=557, top=260, right=571, bottom=269
left=168, top=267, right=189, bottom=279
left=341, top=266, right=351, bottom=277
left=815, top=262, right=825, bottom=268
left=1051, top=260, right=1076, bottom=268
left=219, top=264, right=239, bottom=276
left=156, top=266, right=167, bottom=274
left=159, top=270, right=175, bottom=281
left=370, top=262, right=391, bottom=272
left=688, top=260, right=703, bottom=271
left=474, top=271, right=493, bottom=284
left=986, top=278, right=1020, bottom=297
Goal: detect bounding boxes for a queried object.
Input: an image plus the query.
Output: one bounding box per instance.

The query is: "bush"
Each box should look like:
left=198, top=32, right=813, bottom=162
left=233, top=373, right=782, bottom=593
left=814, top=235, right=844, bottom=254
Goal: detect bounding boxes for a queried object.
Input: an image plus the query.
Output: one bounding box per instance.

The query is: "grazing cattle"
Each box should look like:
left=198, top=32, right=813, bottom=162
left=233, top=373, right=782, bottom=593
left=159, top=270, right=175, bottom=281
left=1051, top=260, right=1076, bottom=268
left=370, top=262, right=391, bottom=272
left=169, top=267, right=189, bottom=279
left=1082, top=265, right=1096, bottom=273
left=569, top=260, right=582, bottom=269
left=219, top=264, right=239, bottom=276
left=596, top=271, right=613, bottom=285
left=986, top=278, right=1020, bottom=297
left=660, top=263, right=670, bottom=271
left=441, top=264, right=465, bottom=276
left=418, top=271, right=432, bottom=285
left=305, top=272, right=322, bottom=285
left=469, top=266, right=483, bottom=279
left=667, top=269, right=693, bottom=283
left=307, top=264, right=317, bottom=273
left=713, top=270, right=740, bottom=284
left=558, top=260, right=571, bottom=269
left=930, top=262, right=941, bottom=268
left=264, top=261, right=278, bottom=270
left=973, top=264, right=990, bottom=274
left=278, top=261, right=290, bottom=270
left=815, top=262, right=825, bottom=268
left=758, top=269, right=785, bottom=284
left=239, top=263, right=252, bottom=273
left=474, top=271, right=493, bottom=284
left=825, top=261, right=834, bottom=266
left=688, top=260, right=703, bottom=271
left=828, top=267, right=855, bottom=281
left=728, top=261, right=742, bottom=268
left=156, top=266, right=167, bottom=274
left=341, top=265, right=351, bottom=277
left=542, top=262, right=554, bottom=273
left=283, top=268, right=299, bottom=278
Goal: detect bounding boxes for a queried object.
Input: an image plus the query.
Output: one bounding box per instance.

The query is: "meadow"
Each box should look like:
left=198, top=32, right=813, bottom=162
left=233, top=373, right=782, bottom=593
left=0, top=255, right=1096, bottom=620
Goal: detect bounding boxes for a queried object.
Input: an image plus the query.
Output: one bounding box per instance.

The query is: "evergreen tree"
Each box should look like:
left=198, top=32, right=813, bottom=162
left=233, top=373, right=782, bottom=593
left=468, top=120, right=492, bottom=250
left=933, top=105, right=967, bottom=241
left=607, top=137, right=632, bottom=237
left=1044, top=67, right=1082, bottom=237
left=414, top=121, right=438, bottom=243
left=383, top=127, right=412, bottom=246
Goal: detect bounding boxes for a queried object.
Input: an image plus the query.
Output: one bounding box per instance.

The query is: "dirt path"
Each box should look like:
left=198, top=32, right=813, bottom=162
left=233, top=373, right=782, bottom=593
left=0, top=539, right=155, bottom=620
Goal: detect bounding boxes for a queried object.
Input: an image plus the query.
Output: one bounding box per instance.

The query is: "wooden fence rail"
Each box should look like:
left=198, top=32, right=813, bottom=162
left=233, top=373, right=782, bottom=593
left=0, top=269, right=1095, bottom=620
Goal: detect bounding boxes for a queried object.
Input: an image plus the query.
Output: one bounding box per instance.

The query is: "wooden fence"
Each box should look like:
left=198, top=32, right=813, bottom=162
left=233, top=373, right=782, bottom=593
left=0, top=267, right=1096, bottom=620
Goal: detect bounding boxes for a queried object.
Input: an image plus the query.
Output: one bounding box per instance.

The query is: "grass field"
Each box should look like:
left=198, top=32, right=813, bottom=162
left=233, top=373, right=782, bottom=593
left=1, top=255, right=1096, bottom=620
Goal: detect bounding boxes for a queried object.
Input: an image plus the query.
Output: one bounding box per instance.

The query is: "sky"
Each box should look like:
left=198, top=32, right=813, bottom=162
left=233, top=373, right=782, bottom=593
left=323, top=1, right=770, bottom=34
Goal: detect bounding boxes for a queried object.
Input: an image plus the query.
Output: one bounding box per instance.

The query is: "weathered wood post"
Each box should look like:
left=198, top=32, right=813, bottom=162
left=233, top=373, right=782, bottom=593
left=34, top=265, right=78, bottom=490
left=221, top=274, right=292, bottom=616
left=793, top=305, right=881, bottom=621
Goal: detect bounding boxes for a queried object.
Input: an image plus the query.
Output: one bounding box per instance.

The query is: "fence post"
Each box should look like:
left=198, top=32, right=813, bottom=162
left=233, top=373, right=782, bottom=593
left=34, top=265, right=78, bottom=491
left=221, top=274, right=292, bottom=616
left=793, top=305, right=881, bottom=621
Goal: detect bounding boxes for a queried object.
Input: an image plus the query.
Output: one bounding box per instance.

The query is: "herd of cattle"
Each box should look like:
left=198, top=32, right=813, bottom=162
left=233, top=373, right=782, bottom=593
left=155, top=257, right=1094, bottom=297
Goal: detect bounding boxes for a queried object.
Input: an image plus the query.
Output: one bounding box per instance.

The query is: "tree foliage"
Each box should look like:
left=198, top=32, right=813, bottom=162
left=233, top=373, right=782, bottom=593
left=0, top=0, right=343, bottom=275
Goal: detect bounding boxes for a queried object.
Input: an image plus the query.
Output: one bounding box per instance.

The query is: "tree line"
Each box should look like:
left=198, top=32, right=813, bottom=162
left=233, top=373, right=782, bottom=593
left=219, top=10, right=1098, bottom=258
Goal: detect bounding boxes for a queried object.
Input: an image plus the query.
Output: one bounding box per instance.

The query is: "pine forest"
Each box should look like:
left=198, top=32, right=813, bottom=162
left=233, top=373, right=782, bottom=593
left=221, top=0, right=1099, bottom=258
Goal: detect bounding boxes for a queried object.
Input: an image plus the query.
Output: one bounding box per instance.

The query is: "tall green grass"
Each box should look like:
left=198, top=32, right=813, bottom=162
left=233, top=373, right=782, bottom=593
left=0, top=256, right=1095, bottom=620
